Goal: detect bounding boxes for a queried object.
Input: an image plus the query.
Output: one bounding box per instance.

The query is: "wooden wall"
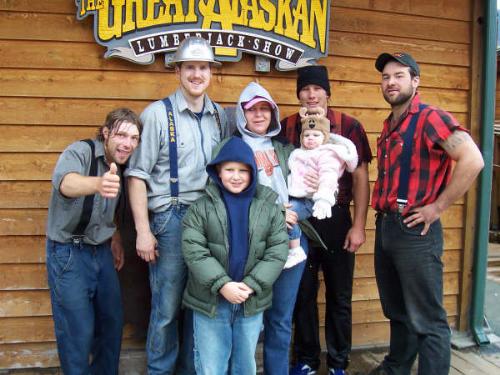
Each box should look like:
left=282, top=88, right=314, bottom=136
left=492, top=58, right=500, bottom=229
left=497, top=58, right=500, bottom=124
left=0, top=0, right=479, bottom=370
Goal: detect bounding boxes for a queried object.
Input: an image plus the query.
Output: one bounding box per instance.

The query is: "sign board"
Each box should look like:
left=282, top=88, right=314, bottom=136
left=76, top=0, right=331, bottom=71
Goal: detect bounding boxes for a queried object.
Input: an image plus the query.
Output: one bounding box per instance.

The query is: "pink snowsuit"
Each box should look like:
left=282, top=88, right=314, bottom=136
left=288, top=133, right=359, bottom=207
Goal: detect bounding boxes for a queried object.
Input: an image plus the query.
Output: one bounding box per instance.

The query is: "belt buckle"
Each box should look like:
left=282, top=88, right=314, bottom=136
left=396, top=199, right=407, bottom=214
left=71, top=235, right=85, bottom=246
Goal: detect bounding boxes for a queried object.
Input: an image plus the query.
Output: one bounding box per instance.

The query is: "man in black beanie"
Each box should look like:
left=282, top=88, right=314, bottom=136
left=280, top=65, right=373, bottom=375
left=295, top=65, right=331, bottom=98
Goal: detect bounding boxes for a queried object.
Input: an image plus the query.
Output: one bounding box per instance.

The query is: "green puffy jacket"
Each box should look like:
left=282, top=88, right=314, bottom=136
left=182, top=182, right=288, bottom=318
left=214, top=136, right=327, bottom=249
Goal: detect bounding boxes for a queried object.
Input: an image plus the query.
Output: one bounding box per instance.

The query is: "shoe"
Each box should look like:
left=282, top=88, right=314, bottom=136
left=289, top=362, right=317, bottom=375
left=329, top=369, right=345, bottom=375
left=367, top=365, right=388, bottom=375
left=284, top=246, right=307, bottom=269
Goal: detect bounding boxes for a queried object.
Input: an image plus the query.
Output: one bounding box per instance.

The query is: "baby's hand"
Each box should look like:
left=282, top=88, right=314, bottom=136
left=312, top=200, right=332, bottom=220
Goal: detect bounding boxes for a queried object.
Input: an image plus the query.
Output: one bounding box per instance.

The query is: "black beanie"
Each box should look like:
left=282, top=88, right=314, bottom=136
left=296, top=65, right=331, bottom=98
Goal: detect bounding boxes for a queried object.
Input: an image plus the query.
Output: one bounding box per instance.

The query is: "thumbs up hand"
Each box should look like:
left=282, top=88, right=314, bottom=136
left=109, top=162, right=118, bottom=175
left=99, top=162, right=120, bottom=198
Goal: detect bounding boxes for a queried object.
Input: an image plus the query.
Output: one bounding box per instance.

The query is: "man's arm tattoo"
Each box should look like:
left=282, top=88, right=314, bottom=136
left=441, top=131, right=469, bottom=152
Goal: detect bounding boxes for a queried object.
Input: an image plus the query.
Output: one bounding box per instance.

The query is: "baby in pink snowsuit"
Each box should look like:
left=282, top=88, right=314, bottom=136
left=287, top=107, right=358, bottom=253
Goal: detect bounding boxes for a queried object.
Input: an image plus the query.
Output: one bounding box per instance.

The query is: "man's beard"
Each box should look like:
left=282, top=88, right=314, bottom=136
left=383, top=89, right=413, bottom=107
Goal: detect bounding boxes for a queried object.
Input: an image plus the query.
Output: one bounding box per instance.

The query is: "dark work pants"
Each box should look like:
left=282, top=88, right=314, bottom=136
left=374, top=212, right=451, bottom=375
left=293, top=204, right=354, bottom=370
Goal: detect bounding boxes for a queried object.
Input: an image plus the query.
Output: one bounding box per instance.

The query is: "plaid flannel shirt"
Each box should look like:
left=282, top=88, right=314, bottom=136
left=371, top=93, right=466, bottom=214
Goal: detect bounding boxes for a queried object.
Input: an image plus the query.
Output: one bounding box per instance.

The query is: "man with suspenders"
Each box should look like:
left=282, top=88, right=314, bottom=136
left=126, top=37, right=228, bottom=374
left=46, top=108, right=142, bottom=374
left=369, top=52, right=483, bottom=375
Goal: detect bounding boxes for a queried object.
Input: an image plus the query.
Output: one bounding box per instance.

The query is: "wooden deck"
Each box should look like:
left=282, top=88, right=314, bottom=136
left=1, top=343, right=500, bottom=374
left=342, top=344, right=500, bottom=375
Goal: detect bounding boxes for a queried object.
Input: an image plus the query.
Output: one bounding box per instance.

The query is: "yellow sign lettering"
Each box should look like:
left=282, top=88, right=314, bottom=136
left=274, top=0, right=293, bottom=37
left=292, top=0, right=309, bottom=45
left=77, top=0, right=331, bottom=67
left=244, top=0, right=263, bottom=28
left=97, top=0, right=124, bottom=41
left=309, top=0, right=328, bottom=52
left=184, top=0, right=197, bottom=22
left=163, top=0, right=187, bottom=23
left=258, top=0, right=277, bottom=31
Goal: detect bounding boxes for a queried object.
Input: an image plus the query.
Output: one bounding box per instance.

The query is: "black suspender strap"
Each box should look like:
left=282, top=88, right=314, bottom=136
left=115, top=164, right=127, bottom=228
left=161, top=98, right=223, bottom=205
left=73, top=139, right=98, bottom=237
left=162, top=97, right=179, bottom=205
left=397, top=104, right=428, bottom=212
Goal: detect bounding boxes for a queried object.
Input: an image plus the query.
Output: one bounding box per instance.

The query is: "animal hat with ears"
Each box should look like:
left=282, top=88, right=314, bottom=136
left=299, top=107, right=330, bottom=146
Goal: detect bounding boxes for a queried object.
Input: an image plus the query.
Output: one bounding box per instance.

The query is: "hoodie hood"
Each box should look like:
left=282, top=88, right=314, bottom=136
left=206, top=136, right=258, bottom=196
left=236, top=82, right=281, bottom=139
left=206, top=136, right=258, bottom=283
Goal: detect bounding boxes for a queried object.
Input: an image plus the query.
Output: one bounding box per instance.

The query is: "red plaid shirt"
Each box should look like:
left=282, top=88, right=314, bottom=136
left=280, top=108, right=372, bottom=205
left=371, top=93, right=466, bottom=213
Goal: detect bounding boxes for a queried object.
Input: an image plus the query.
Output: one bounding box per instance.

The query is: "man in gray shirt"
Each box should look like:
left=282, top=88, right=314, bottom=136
left=126, top=37, right=228, bottom=374
left=46, top=108, right=142, bottom=374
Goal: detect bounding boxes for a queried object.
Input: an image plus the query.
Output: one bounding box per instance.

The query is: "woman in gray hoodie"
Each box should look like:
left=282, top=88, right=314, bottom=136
left=235, top=82, right=314, bottom=375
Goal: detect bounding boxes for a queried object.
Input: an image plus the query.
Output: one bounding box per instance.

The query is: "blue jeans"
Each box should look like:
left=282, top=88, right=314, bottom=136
left=288, top=198, right=314, bottom=240
left=375, top=212, right=450, bottom=375
left=46, top=239, right=123, bottom=375
left=193, top=299, right=263, bottom=375
left=147, top=205, right=195, bottom=375
left=263, top=235, right=308, bottom=375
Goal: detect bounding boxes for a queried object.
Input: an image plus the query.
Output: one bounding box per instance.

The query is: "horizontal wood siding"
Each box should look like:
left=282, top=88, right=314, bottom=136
left=0, top=0, right=476, bottom=369
left=497, top=60, right=500, bottom=123
left=491, top=60, right=500, bottom=230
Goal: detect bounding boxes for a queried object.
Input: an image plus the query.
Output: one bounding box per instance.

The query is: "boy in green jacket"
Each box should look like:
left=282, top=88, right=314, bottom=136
left=182, top=136, right=288, bottom=375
